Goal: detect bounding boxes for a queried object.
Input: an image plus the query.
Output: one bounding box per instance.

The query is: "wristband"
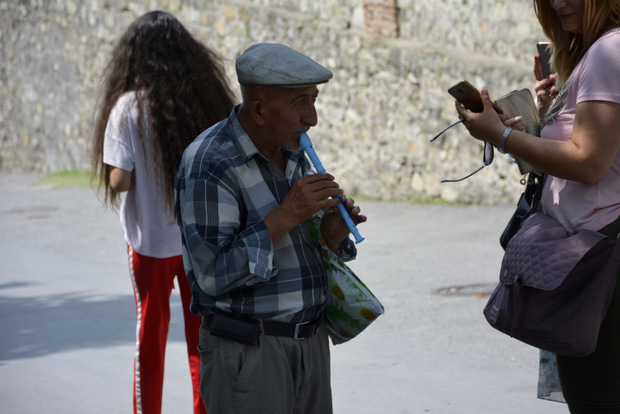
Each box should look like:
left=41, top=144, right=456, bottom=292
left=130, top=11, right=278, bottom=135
left=498, top=127, right=514, bottom=154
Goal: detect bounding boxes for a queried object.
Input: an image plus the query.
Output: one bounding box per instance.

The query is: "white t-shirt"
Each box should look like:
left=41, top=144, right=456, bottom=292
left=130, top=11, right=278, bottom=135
left=540, top=29, right=620, bottom=232
left=103, top=92, right=182, bottom=258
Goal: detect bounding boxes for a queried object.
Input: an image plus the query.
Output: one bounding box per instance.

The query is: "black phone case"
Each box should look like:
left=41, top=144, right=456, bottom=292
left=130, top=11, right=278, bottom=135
left=537, top=42, right=552, bottom=78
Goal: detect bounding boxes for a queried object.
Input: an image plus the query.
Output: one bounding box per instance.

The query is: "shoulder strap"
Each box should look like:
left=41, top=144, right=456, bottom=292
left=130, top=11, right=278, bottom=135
left=524, top=172, right=545, bottom=214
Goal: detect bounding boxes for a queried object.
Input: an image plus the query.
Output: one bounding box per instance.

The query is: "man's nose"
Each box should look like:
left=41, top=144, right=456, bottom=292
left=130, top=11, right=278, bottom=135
left=303, top=104, right=318, bottom=127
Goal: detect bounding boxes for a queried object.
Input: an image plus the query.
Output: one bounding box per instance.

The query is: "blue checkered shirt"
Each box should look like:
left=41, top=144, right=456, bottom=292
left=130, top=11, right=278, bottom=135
left=175, top=107, right=355, bottom=324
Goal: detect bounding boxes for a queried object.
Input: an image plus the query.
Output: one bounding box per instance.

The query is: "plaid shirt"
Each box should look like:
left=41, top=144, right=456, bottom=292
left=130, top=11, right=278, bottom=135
left=175, top=107, right=355, bottom=324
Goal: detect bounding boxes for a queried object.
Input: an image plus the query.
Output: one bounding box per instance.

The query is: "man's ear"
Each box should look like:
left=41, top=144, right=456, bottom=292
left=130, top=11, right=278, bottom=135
left=249, top=100, right=266, bottom=126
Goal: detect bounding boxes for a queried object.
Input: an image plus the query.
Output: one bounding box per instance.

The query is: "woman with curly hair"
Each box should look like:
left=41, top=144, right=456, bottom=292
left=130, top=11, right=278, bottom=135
left=91, top=10, right=236, bottom=414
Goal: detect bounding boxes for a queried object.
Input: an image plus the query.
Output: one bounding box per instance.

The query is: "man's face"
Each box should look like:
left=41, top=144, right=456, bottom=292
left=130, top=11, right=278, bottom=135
left=263, top=85, right=319, bottom=151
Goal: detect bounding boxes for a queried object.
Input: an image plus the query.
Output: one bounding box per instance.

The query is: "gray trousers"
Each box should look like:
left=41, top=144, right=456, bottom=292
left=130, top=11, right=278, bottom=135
left=199, top=320, right=333, bottom=414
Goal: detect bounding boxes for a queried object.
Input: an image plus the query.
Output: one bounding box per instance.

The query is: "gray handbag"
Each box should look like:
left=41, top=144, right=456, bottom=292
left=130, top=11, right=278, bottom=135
left=484, top=212, right=620, bottom=356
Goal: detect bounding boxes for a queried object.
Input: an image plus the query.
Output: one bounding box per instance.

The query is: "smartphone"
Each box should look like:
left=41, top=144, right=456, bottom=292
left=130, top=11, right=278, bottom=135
left=537, top=41, right=553, bottom=79
left=448, top=80, right=503, bottom=114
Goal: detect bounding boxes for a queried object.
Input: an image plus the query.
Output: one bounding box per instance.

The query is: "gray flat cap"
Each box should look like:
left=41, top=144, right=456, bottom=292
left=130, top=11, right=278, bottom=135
left=236, top=43, right=333, bottom=88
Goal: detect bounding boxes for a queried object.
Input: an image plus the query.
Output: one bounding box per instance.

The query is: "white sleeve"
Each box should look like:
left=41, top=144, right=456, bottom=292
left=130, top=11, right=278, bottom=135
left=103, top=93, right=137, bottom=171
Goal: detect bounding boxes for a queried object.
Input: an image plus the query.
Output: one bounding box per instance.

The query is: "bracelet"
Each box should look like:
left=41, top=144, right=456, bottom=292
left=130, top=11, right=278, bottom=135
left=498, top=127, right=514, bottom=154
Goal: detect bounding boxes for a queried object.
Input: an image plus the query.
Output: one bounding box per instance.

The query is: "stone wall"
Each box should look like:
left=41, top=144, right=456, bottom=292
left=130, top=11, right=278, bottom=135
left=0, top=0, right=546, bottom=203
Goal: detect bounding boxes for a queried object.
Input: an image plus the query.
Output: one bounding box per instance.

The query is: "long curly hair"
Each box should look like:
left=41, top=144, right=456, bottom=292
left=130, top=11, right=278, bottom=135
left=534, top=0, right=620, bottom=85
left=91, top=10, right=236, bottom=212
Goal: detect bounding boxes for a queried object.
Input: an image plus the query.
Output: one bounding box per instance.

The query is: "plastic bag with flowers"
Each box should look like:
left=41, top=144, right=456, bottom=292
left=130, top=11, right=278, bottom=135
left=306, top=214, right=384, bottom=344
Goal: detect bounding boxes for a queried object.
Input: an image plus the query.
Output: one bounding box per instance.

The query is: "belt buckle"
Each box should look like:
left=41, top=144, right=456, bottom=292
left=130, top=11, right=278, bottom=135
left=293, top=321, right=309, bottom=341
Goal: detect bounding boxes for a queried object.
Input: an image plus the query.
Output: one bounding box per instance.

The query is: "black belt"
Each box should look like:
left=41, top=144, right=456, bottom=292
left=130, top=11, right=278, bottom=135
left=262, top=318, right=321, bottom=340
left=202, top=313, right=321, bottom=341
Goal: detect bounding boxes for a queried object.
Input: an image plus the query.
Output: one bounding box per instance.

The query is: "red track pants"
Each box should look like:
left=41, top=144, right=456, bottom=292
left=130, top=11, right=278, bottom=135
left=128, top=247, right=206, bottom=414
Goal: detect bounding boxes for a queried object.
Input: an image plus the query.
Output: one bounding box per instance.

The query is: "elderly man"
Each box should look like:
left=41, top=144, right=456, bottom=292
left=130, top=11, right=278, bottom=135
left=175, top=43, right=366, bottom=413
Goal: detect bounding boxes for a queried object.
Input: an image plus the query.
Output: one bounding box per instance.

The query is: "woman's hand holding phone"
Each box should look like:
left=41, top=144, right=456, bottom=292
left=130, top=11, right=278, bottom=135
left=454, top=87, right=509, bottom=146
left=534, top=41, right=558, bottom=114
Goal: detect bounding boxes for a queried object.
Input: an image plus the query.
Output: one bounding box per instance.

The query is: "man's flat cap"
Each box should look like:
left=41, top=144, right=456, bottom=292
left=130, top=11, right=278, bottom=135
left=236, top=43, right=333, bottom=88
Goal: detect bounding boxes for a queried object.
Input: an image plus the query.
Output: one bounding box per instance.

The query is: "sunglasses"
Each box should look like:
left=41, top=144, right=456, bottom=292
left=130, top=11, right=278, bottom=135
left=430, top=119, right=494, bottom=183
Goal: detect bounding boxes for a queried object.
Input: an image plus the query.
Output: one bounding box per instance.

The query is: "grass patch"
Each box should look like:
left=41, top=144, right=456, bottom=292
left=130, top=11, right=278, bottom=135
left=32, top=173, right=467, bottom=205
left=404, top=195, right=465, bottom=205
left=352, top=194, right=468, bottom=206
left=36, top=170, right=93, bottom=189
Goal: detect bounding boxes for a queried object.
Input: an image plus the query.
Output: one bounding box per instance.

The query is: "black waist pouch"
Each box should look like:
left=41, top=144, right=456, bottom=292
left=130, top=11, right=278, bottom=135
left=209, top=313, right=261, bottom=344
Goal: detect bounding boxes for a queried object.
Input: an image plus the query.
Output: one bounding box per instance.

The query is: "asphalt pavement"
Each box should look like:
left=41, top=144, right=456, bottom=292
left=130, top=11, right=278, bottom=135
left=0, top=173, right=568, bottom=413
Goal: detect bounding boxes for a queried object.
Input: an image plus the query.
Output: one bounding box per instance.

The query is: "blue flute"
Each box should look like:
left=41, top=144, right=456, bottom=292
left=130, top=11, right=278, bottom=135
left=299, top=132, right=365, bottom=244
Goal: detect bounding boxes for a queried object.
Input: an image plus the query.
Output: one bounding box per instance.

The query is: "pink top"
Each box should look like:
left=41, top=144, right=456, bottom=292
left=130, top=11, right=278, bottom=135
left=540, top=28, right=620, bottom=232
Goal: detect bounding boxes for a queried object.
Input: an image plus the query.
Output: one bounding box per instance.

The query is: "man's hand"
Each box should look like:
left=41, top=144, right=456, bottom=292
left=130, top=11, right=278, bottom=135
left=264, top=173, right=342, bottom=245
left=321, top=195, right=367, bottom=252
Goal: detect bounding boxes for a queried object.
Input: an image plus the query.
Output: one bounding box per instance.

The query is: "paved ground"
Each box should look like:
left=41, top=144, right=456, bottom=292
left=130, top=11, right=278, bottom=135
left=0, top=173, right=568, bottom=413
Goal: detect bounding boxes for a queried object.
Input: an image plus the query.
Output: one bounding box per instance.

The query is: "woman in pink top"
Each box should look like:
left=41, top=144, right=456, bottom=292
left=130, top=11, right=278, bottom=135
left=91, top=11, right=236, bottom=414
left=456, top=1, right=620, bottom=412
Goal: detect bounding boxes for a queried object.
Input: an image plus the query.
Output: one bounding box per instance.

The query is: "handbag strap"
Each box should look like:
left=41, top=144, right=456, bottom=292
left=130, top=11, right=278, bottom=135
left=524, top=172, right=545, bottom=215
